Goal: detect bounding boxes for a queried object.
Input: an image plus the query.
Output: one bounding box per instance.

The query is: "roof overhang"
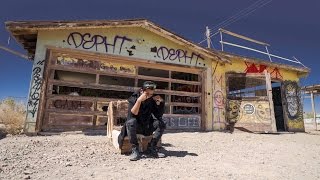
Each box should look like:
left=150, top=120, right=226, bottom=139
left=215, top=50, right=310, bottom=77
left=303, top=85, right=320, bottom=94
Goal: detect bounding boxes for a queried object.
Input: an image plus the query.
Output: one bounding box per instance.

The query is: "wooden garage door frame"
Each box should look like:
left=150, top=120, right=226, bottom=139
left=37, top=46, right=207, bottom=131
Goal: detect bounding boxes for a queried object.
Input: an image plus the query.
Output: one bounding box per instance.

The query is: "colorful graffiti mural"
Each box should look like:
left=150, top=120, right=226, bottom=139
left=227, top=100, right=271, bottom=124
left=282, top=81, right=303, bottom=120
left=244, top=62, right=283, bottom=80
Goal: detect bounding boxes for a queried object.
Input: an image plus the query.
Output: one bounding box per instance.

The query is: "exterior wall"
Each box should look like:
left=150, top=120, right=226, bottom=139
left=224, top=58, right=299, bottom=81
left=216, top=57, right=304, bottom=132
left=25, top=27, right=214, bottom=133
left=24, top=26, right=304, bottom=133
left=211, top=61, right=226, bottom=130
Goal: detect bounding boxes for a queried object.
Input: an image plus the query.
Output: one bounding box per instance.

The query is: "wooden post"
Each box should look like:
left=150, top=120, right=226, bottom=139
left=264, top=70, right=277, bottom=132
left=311, top=92, right=317, bottom=130
left=206, top=26, right=211, bottom=48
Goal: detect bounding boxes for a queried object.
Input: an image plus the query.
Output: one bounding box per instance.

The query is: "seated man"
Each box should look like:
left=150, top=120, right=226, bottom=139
left=118, top=81, right=166, bottom=161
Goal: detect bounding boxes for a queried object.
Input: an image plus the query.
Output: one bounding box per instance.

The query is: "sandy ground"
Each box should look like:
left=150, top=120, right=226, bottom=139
left=1, top=130, right=320, bottom=180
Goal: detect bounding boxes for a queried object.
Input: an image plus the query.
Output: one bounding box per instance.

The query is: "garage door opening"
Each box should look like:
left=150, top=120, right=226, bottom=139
left=40, top=50, right=204, bottom=132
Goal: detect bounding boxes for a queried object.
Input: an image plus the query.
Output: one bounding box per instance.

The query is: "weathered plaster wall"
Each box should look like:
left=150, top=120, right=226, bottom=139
left=25, top=27, right=214, bottom=133
left=211, top=61, right=226, bottom=130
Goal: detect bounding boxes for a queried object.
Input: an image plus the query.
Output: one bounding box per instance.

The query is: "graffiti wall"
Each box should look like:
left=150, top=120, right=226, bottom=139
left=282, top=81, right=304, bottom=131
left=212, top=61, right=226, bottom=130
left=227, top=100, right=273, bottom=132
left=24, top=27, right=211, bottom=132
left=224, top=58, right=300, bottom=82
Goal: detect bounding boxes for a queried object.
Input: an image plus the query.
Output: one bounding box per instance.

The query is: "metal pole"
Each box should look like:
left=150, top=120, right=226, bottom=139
left=311, top=92, right=317, bottom=130
left=219, top=30, right=224, bottom=51
left=265, top=46, right=272, bottom=62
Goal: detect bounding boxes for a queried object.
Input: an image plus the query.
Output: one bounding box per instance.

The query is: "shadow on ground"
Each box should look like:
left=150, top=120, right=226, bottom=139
left=0, top=129, right=7, bottom=140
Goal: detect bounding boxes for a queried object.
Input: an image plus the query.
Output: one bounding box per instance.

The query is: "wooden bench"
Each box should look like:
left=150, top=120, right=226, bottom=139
left=107, top=100, right=161, bottom=154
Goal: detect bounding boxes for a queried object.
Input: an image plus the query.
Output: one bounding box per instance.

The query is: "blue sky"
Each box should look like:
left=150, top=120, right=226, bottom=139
left=0, top=0, right=319, bottom=112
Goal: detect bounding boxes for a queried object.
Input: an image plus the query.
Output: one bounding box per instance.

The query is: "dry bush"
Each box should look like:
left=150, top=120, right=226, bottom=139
left=0, top=98, right=26, bottom=135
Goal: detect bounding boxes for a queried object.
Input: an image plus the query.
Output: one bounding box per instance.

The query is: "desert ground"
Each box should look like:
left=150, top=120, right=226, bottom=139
left=1, top=130, right=320, bottom=180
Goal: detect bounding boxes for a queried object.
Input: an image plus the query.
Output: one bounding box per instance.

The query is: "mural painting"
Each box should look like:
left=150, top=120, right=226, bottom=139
left=244, top=62, right=283, bottom=80
left=282, top=81, right=304, bottom=131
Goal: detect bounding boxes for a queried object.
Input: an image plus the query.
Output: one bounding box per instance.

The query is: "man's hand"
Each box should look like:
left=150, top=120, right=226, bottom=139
left=137, top=92, right=149, bottom=102
left=153, top=95, right=163, bottom=105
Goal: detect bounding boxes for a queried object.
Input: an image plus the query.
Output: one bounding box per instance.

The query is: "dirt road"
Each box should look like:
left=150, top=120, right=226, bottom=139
left=1, top=131, right=320, bottom=180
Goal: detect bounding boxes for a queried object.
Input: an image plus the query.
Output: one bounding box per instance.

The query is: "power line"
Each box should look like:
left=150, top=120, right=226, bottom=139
left=211, top=0, right=272, bottom=33
left=210, top=0, right=269, bottom=32
left=199, top=0, right=273, bottom=44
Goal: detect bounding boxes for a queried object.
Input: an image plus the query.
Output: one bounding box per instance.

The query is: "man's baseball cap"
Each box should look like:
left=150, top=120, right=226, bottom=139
left=142, top=81, right=157, bottom=90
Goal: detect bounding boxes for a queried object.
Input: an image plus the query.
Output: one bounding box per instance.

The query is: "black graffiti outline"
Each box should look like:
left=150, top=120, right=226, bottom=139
left=66, top=32, right=133, bottom=54
left=53, top=99, right=88, bottom=110
left=151, top=46, right=205, bottom=66
left=28, top=65, right=43, bottom=118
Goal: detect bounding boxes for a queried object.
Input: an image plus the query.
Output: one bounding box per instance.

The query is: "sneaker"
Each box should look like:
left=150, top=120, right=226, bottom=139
left=129, top=145, right=140, bottom=161
left=147, top=144, right=165, bottom=158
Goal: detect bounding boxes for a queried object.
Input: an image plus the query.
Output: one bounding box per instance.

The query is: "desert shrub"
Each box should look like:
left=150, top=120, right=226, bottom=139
left=0, top=98, right=26, bottom=135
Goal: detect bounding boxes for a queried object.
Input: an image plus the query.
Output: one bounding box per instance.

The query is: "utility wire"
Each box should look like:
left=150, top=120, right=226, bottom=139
left=199, top=0, right=272, bottom=44
left=210, top=0, right=269, bottom=32
left=211, top=0, right=272, bottom=33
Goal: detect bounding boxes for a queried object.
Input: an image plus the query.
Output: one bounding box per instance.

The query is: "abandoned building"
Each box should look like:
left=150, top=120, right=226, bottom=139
left=5, top=19, right=310, bottom=134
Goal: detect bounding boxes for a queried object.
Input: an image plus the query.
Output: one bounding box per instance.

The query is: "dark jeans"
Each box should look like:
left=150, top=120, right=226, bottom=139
left=126, top=117, right=166, bottom=146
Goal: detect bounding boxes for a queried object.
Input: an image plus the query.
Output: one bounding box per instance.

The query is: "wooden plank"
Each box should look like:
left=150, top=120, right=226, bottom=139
left=49, top=79, right=202, bottom=97
left=46, top=109, right=108, bottom=115
left=167, top=102, right=200, bottom=107
left=107, top=101, right=114, bottom=138
left=138, top=75, right=201, bottom=85
left=264, top=70, right=277, bottom=132
left=52, top=65, right=136, bottom=79
left=168, top=71, right=172, bottom=114
left=201, top=69, right=207, bottom=131
left=220, top=28, right=270, bottom=46
left=46, top=94, right=123, bottom=102
left=52, top=65, right=201, bottom=86
left=37, top=49, right=53, bottom=131
left=48, top=47, right=202, bottom=74
left=49, top=79, right=137, bottom=92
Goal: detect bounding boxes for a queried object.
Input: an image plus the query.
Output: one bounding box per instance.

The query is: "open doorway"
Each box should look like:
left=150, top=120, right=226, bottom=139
left=272, top=82, right=285, bottom=131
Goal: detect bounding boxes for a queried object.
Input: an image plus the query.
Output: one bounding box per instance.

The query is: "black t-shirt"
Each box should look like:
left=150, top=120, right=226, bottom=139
left=127, top=91, right=165, bottom=123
